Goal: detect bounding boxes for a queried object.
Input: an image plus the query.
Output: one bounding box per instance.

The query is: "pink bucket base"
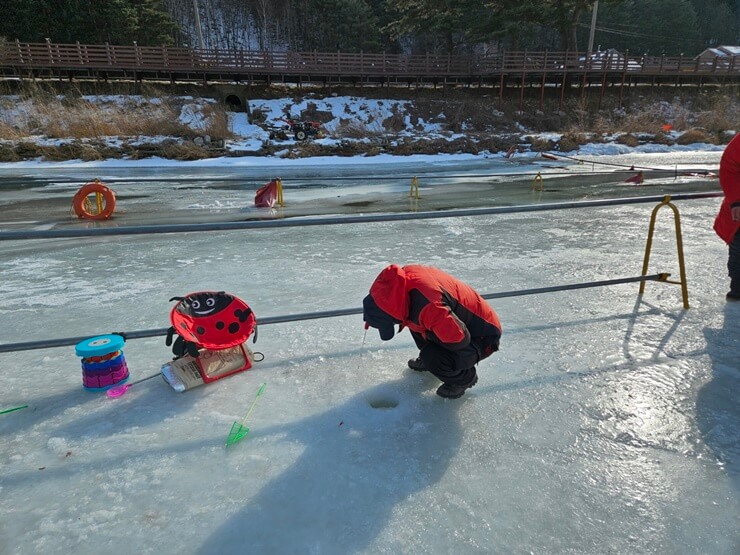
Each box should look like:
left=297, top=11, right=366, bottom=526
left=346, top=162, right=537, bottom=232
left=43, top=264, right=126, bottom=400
left=82, top=359, right=130, bottom=391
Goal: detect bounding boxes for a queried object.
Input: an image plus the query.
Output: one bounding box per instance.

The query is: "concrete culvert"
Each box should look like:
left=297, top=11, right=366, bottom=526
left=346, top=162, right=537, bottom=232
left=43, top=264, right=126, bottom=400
left=224, top=95, right=242, bottom=111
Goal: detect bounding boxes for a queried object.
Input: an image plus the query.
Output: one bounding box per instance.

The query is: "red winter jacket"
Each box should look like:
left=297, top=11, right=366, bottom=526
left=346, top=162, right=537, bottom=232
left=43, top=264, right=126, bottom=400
left=714, top=134, right=740, bottom=244
left=369, top=264, right=502, bottom=350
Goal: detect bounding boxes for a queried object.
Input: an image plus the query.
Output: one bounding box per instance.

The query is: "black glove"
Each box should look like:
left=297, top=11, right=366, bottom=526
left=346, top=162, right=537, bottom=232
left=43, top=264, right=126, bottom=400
left=166, top=326, right=200, bottom=359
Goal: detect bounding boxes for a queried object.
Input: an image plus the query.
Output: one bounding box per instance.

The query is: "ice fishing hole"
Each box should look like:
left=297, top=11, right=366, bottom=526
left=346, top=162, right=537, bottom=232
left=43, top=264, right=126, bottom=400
left=366, top=396, right=399, bottom=409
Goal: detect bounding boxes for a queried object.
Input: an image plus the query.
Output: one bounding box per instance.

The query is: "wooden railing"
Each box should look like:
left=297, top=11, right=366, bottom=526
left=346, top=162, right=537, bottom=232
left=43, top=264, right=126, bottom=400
left=1, top=40, right=737, bottom=79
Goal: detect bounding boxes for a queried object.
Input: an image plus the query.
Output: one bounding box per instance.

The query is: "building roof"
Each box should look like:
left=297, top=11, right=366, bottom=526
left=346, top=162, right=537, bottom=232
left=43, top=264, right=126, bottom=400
left=699, top=45, right=740, bottom=57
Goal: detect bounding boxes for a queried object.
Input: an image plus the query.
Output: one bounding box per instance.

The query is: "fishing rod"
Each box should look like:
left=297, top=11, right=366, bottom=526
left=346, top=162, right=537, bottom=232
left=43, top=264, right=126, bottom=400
left=543, top=151, right=716, bottom=173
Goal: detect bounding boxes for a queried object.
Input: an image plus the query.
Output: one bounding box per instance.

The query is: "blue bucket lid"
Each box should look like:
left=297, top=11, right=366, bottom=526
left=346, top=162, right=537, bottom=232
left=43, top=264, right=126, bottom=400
left=75, top=334, right=125, bottom=358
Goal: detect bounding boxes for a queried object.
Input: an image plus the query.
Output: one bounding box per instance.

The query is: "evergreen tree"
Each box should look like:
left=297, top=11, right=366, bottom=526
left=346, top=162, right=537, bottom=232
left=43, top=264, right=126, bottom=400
left=131, top=0, right=179, bottom=45
left=315, top=0, right=380, bottom=52
left=595, top=0, right=700, bottom=55
left=545, top=0, right=595, bottom=50
left=288, top=0, right=381, bottom=52
left=691, top=0, right=738, bottom=47
left=384, top=0, right=492, bottom=53
left=80, top=1, right=139, bottom=44
left=478, top=0, right=557, bottom=50
left=0, top=0, right=42, bottom=42
left=0, top=0, right=177, bottom=46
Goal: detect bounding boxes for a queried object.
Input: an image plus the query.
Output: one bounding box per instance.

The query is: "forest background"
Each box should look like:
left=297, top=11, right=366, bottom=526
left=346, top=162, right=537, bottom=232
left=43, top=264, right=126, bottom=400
left=1, top=0, right=738, bottom=57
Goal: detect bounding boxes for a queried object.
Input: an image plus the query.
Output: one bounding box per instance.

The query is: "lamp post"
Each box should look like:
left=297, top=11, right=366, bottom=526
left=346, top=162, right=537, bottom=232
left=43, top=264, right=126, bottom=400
left=587, top=0, right=599, bottom=54
left=193, top=0, right=205, bottom=49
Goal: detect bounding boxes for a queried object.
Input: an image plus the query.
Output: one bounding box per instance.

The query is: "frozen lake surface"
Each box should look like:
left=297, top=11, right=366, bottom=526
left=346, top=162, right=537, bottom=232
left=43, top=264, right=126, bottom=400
left=0, top=150, right=738, bottom=554
left=0, top=149, right=726, bottom=227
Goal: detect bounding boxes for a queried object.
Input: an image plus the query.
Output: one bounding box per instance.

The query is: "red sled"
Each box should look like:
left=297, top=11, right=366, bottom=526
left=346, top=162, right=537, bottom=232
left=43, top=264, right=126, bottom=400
left=625, top=171, right=644, bottom=185
left=255, top=179, right=279, bottom=207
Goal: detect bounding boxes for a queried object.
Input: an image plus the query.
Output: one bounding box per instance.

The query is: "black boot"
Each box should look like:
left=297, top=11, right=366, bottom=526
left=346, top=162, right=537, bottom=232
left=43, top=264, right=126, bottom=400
left=436, top=375, right=478, bottom=399
left=728, top=275, right=740, bottom=301
left=407, top=357, right=426, bottom=372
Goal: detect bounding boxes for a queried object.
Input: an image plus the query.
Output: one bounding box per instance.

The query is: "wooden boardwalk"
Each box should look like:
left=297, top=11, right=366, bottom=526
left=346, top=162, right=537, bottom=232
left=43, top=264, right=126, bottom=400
left=1, top=40, right=738, bottom=108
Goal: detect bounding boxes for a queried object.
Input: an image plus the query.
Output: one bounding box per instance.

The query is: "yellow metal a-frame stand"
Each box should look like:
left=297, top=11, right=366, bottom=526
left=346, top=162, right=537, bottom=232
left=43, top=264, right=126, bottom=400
left=409, top=176, right=420, bottom=199
left=639, top=195, right=690, bottom=309
left=276, top=177, right=285, bottom=207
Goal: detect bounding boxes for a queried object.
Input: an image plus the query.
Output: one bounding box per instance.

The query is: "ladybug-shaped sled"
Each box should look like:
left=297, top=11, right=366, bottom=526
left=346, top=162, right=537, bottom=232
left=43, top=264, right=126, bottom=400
left=169, top=291, right=257, bottom=350
left=163, top=291, right=259, bottom=390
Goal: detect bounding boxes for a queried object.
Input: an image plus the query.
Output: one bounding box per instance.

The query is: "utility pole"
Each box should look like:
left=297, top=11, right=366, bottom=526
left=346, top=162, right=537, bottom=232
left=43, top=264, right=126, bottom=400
left=587, top=0, right=599, bottom=54
left=193, top=0, right=205, bottom=49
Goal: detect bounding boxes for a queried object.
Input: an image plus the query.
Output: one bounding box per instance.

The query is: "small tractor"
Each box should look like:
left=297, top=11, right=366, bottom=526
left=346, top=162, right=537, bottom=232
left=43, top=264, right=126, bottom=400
left=269, top=118, right=324, bottom=141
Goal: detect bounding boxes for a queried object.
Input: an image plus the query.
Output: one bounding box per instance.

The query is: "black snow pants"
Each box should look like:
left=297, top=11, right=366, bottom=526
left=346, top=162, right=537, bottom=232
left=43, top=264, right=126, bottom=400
left=411, top=331, right=500, bottom=387
left=729, top=230, right=740, bottom=295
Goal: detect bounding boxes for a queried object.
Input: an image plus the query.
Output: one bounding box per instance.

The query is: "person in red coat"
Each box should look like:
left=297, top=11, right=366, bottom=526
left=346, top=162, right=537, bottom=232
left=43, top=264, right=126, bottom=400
left=363, top=264, right=502, bottom=399
left=714, top=134, right=740, bottom=301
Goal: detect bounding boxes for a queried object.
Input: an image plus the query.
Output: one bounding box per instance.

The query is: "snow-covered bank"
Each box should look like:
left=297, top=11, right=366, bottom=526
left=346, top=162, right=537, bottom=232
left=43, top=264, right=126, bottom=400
left=0, top=92, right=735, bottom=164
